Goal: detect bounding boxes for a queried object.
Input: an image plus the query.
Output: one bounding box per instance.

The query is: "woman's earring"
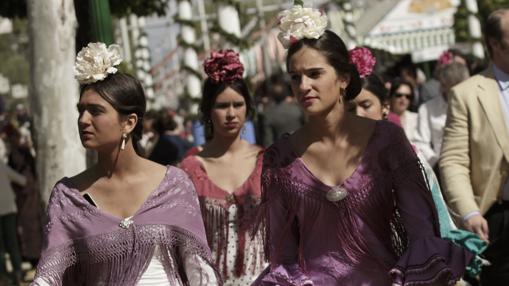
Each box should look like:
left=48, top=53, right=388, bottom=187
left=120, top=133, right=128, bottom=150
left=382, top=109, right=389, bottom=120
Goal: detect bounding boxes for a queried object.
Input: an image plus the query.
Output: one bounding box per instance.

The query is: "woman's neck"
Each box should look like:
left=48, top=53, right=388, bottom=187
left=203, top=132, right=245, bottom=158
left=96, top=143, right=141, bottom=178
left=303, top=104, right=351, bottom=143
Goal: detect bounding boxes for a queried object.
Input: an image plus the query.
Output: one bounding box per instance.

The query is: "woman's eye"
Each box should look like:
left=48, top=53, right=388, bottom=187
left=214, top=103, right=229, bottom=109
left=233, top=102, right=245, bottom=108
left=309, top=71, right=321, bottom=78
left=290, top=75, right=300, bottom=82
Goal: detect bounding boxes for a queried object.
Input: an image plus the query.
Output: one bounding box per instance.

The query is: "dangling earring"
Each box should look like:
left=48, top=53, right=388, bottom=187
left=120, top=133, right=127, bottom=150
left=339, top=88, right=346, bottom=103
left=382, top=109, right=389, bottom=120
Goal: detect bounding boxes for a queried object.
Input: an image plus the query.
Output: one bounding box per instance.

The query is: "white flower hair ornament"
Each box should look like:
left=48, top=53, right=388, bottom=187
left=277, top=5, right=328, bottom=49
left=74, top=42, right=123, bottom=85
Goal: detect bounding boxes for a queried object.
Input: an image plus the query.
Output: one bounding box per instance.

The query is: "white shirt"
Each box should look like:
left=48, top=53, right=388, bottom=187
left=414, top=95, right=448, bottom=167
left=400, top=110, right=419, bottom=143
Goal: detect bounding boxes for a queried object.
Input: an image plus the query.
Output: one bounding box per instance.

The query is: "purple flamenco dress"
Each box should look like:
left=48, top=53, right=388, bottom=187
left=253, top=120, right=472, bottom=286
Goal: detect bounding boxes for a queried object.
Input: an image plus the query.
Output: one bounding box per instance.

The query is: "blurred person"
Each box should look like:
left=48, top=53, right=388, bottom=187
left=415, top=62, right=470, bottom=168
left=419, top=49, right=468, bottom=104
left=9, top=144, right=44, bottom=267
left=439, top=9, right=509, bottom=285
left=388, top=78, right=419, bottom=143
left=0, top=161, right=26, bottom=285
left=252, top=5, right=472, bottom=285
left=149, top=111, right=192, bottom=165
left=397, top=62, right=422, bottom=111
left=139, top=109, right=158, bottom=157
left=262, top=73, right=305, bottom=146
left=31, top=43, right=219, bottom=285
left=180, top=50, right=266, bottom=285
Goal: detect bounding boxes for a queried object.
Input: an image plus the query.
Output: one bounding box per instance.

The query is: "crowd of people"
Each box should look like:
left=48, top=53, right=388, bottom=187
left=0, top=3, right=508, bottom=286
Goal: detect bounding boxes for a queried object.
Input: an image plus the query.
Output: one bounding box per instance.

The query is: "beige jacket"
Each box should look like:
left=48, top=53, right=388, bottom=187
left=440, top=66, right=509, bottom=219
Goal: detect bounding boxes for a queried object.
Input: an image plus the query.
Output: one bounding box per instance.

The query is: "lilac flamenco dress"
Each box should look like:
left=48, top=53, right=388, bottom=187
left=253, top=120, right=472, bottom=286
left=31, top=166, right=220, bottom=286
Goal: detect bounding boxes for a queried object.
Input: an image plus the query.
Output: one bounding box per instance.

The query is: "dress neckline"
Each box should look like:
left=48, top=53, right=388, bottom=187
left=61, top=165, right=172, bottom=222
left=191, top=150, right=263, bottom=196
left=286, top=120, right=379, bottom=189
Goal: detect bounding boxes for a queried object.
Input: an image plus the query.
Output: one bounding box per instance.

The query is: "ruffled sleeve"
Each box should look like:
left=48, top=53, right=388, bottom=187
left=384, top=122, right=473, bottom=285
left=255, top=265, right=313, bottom=286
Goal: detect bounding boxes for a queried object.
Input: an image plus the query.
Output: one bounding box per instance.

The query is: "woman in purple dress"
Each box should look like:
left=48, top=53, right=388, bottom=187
left=31, top=43, right=219, bottom=286
left=252, top=4, right=472, bottom=286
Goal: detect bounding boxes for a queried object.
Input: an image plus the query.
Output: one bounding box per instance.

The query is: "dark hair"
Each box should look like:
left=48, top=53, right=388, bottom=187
left=388, top=78, right=414, bottom=100
left=361, top=74, right=388, bottom=104
left=266, top=73, right=292, bottom=103
left=200, top=78, right=254, bottom=139
left=80, top=73, right=146, bottom=155
left=286, top=30, right=362, bottom=100
left=154, top=110, right=178, bottom=135
left=484, top=9, right=509, bottom=57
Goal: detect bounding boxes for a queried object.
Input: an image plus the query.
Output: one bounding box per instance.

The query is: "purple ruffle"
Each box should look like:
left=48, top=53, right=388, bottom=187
left=253, top=264, right=314, bottom=286
left=389, top=236, right=473, bottom=286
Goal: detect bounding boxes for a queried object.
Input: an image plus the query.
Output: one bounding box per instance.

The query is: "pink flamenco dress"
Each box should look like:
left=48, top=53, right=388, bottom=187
left=181, top=151, right=268, bottom=285
left=252, top=120, right=473, bottom=286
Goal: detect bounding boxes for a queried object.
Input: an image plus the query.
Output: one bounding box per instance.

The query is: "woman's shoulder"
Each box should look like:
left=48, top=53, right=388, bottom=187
left=263, top=134, right=295, bottom=169
left=179, top=154, right=200, bottom=172
left=59, top=168, right=97, bottom=193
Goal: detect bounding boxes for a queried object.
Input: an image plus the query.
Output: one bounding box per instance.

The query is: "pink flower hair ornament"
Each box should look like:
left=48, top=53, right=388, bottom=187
left=349, top=47, right=376, bottom=79
left=437, top=50, right=453, bottom=66
left=203, top=49, right=244, bottom=83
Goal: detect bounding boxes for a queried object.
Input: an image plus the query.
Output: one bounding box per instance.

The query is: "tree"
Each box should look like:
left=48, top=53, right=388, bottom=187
left=26, top=0, right=86, bottom=202
left=2, top=0, right=172, bottom=203
left=0, top=0, right=170, bottom=19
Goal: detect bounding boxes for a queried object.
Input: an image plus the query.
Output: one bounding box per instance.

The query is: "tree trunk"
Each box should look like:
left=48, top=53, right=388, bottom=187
left=27, top=0, right=86, bottom=203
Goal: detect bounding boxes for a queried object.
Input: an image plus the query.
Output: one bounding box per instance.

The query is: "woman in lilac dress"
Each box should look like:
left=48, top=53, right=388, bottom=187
left=252, top=4, right=472, bottom=286
left=181, top=50, right=266, bottom=285
left=32, top=43, right=219, bottom=286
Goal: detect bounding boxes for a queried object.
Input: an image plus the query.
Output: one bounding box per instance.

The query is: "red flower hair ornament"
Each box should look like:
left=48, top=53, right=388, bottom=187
left=203, top=49, right=244, bottom=83
left=349, top=47, right=376, bottom=79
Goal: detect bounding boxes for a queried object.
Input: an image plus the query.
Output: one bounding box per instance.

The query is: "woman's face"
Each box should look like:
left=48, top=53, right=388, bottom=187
left=77, top=89, right=125, bottom=151
left=347, top=88, right=387, bottom=120
left=210, top=87, right=247, bottom=139
left=288, top=46, right=348, bottom=116
left=390, top=84, right=412, bottom=115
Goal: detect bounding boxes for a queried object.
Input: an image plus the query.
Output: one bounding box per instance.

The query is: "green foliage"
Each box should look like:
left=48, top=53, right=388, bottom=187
left=109, top=0, right=171, bottom=17
left=0, top=19, right=29, bottom=85
left=0, top=0, right=27, bottom=19
left=478, top=0, right=509, bottom=23
left=454, top=0, right=509, bottom=43
left=294, top=0, right=304, bottom=6
left=0, top=0, right=171, bottom=19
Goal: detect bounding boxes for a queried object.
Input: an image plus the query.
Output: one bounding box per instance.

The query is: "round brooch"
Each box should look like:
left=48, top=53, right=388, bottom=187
left=326, top=186, right=348, bottom=202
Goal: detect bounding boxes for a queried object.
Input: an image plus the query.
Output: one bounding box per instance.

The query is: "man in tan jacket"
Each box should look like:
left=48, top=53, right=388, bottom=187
left=440, top=9, right=509, bottom=285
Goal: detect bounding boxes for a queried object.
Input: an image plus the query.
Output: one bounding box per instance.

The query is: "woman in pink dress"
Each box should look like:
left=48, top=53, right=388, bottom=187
left=180, top=50, right=266, bottom=285
left=252, top=4, right=473, bottom=286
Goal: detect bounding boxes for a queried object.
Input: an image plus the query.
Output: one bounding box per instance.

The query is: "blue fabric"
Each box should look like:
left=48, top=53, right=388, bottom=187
left=191, top=120, right=257, bottom=146
left=418, top=153, right=488, bottom=277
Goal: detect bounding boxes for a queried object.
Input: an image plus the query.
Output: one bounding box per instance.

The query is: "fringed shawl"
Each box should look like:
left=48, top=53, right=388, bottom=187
left=32, top=166, right=219, bottom=286
left=253, top=120, right=473, bottom=286
left=180, top=152, right=266, bottom=281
